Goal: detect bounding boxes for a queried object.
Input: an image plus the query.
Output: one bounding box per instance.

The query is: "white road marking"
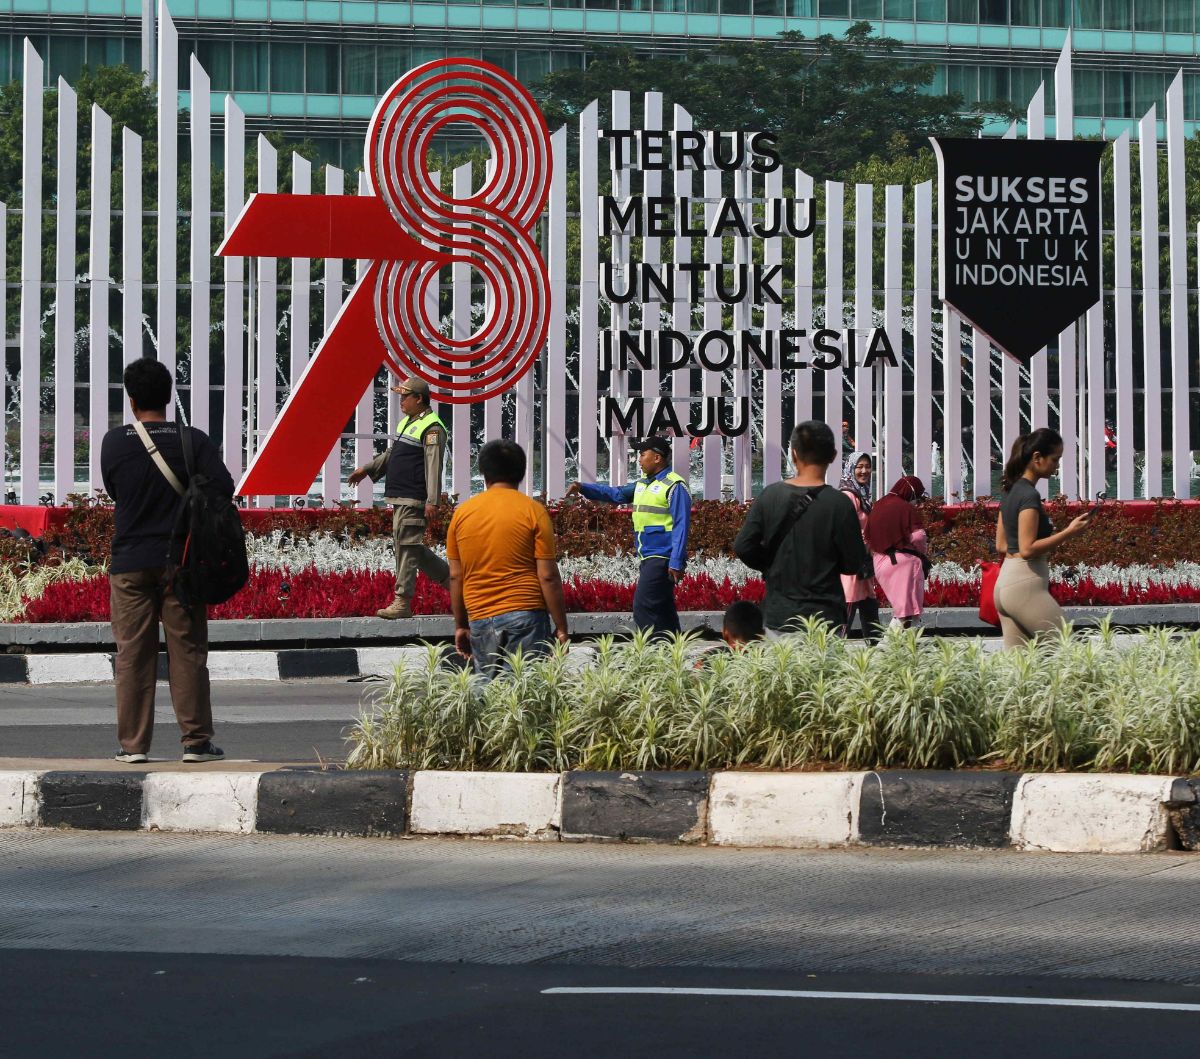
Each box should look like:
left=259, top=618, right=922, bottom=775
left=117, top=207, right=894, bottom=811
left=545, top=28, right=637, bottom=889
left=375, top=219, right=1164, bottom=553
left=541, top=987, right=1200, bottom=1013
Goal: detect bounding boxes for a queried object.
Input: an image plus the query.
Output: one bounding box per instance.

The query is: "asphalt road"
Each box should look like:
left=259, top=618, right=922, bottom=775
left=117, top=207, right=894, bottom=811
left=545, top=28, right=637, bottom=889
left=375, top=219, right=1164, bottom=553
left=0, top=679, right=376, bottom=762
left=2, top=833, right=1198, bottom=1057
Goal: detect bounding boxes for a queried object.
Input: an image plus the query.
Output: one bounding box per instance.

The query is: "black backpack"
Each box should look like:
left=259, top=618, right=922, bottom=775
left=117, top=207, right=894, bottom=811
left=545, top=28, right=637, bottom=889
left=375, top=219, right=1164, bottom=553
left=138, top=420, right=249, bottom=608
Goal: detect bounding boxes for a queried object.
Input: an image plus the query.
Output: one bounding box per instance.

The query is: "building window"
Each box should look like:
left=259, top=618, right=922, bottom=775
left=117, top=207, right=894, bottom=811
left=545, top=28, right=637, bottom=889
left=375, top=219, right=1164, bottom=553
left=884, top=0, right=913, bottom=17
left=271, top=42, right=304, bottom=93
left=1103, top=0, right=1131, bottom=29
left=1133, top=70, right=1166, bottom=116
left=947, top=0, right=977, bottom=21
left=197, top=39, right=231, bottom=92
left=947, top=64, right=978, bottom=102
left=850, top=0, right=883, bottom=18
left=88, top=37, right=130, bottom=69
left=818, top=0, right=849, bottom=15
left=343, top=44, right=374, bottom=95
left=306, top=43, right=338, bottom=95
left=377, top=46, right=409, bottom=93
left=979, top=65, right=1009, bottom=104
left=233, top=41, right=267, bottom=92
left=517, top=51, right=550, bottom=83
left=1075, top=68, right=1102, bottom=116
left=1009, top=0, right=1035, bottom=24
left=1041, top=0, right=1068, bottom=27
left=1104, top=69, right=1133, bottom=118
left=978, top=0, right=1006, bottom=24
left=1074, top=0, right=1102, bottom=28
left=49, top=36, right=85, bottom=84
left=1164, top=2, right=1192, bottom=32
left=915, top=0, right=946, bottom=19
left=1134, top=0, right=1163, bottom=32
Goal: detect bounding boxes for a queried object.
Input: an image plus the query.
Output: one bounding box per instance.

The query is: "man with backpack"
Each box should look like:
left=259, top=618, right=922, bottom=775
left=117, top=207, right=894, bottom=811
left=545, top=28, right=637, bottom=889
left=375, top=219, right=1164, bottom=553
left=100, top=358, right=235, bottom=763
left=733, top=421, right=867, bottom=634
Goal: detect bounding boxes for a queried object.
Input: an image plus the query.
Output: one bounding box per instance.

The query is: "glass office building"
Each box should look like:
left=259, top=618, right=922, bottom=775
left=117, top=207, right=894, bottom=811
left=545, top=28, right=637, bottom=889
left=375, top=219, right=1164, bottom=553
left=0, top=1, right=1197, bottom=164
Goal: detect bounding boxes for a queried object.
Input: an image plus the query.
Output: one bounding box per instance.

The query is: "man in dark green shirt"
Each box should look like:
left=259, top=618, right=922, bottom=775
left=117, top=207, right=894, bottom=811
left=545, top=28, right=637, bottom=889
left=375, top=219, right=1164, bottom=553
left=734, top=420, right=867, bottom=633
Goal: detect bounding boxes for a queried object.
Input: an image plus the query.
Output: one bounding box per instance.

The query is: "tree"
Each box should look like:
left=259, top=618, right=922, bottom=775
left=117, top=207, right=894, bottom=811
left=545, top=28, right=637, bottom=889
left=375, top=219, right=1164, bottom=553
left=537, top=23, right=1015, bottom=181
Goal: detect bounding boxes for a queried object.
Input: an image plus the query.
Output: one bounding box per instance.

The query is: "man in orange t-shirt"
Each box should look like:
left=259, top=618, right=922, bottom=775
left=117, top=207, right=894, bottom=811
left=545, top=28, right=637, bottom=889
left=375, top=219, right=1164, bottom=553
left=446, top=439, right=570, bottom=679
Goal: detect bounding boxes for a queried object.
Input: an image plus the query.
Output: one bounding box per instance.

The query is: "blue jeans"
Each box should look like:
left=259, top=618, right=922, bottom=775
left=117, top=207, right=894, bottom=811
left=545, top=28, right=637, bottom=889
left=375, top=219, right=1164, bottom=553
left=468, top=609, right=553, bottom=680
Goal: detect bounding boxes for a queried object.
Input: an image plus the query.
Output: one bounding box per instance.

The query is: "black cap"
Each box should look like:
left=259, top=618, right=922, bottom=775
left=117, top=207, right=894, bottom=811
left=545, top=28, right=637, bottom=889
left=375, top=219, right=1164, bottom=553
left=633, top=437, right=672, bottom=460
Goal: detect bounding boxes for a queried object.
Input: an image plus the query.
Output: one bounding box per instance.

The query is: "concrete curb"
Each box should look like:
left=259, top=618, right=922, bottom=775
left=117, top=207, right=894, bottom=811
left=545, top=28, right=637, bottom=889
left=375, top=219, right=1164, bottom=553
left=0, top=646, right=432, bottom=685
left=6, top=603, right=1199, bottom=655
left=2, top=768, right=1197, bottom=853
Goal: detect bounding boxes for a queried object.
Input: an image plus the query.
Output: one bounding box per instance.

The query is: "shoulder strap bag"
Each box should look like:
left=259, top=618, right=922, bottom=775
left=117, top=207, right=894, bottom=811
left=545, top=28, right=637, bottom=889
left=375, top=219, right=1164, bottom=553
left=764, top=486, right=821, bottom=567
left=133, top=421, right=185, bottom=496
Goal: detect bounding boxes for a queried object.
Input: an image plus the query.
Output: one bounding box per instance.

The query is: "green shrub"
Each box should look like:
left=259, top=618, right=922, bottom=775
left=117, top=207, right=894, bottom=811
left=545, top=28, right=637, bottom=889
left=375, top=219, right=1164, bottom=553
left=347, top=620, right=1200, bottom=774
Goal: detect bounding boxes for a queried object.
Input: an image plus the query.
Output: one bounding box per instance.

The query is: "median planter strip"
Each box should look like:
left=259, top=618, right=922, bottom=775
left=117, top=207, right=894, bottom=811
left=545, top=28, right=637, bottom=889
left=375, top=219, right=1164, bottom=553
left=858, top=770, right=1020, bottom=849
left=1, top=768, right=1197, bottom=853
left=561, top=771, right=709, bottom=843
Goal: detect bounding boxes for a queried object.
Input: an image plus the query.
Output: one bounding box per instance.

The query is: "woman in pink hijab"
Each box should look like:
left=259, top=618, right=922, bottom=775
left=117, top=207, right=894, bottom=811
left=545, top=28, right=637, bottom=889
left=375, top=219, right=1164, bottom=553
left=865, top=475, right=929, bottom=629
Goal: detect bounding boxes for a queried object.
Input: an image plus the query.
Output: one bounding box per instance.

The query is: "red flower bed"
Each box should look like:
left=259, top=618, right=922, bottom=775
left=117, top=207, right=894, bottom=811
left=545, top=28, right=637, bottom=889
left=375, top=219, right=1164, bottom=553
left=17, top=568, right=1200, bottom=622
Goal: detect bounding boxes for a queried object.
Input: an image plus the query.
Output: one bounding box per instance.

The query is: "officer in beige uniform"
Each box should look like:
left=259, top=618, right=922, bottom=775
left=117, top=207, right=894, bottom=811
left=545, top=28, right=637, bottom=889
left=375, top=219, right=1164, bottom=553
left=349, top=376, right=450, bottom=619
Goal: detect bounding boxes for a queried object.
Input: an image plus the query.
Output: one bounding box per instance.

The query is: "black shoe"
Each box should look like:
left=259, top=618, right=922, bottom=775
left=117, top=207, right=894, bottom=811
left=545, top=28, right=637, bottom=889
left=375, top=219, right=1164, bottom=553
left=114, top=749, right=149, bottom=764
left=181, top=741, right=225, bottom=763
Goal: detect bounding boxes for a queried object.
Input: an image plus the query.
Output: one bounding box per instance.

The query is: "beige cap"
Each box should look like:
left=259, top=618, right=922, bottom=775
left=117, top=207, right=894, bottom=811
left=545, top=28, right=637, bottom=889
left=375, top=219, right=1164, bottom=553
left=394, top=376, right=431, bottom=398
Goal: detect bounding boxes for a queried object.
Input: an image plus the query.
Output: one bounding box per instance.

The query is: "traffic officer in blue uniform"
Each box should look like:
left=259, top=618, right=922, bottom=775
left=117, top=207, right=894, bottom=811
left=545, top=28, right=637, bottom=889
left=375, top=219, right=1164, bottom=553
left=567, top=437, right=691, bottom=637
left=349, top=376, right=450, bottom=619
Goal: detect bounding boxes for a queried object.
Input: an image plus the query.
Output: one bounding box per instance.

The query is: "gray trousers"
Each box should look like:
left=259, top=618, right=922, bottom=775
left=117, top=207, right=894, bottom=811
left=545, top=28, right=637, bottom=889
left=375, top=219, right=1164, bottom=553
left=392, top=500, right=450, bottom=599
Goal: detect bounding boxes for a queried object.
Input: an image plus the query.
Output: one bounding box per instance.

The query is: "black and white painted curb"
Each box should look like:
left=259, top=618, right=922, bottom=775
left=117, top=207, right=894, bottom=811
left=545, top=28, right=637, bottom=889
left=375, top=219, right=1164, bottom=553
left=0, top=647, right=432, bottom=685
left=2, top=768, right=1197, bottom=854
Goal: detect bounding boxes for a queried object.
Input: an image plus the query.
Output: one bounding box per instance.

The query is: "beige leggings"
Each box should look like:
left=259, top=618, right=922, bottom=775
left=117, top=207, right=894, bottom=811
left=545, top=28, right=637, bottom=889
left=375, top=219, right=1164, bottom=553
left=994, top=555, right=1065, bottom=649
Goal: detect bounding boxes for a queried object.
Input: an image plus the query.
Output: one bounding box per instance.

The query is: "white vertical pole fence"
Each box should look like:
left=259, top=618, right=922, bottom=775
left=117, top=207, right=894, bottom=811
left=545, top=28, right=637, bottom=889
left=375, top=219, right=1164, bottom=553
left=156, top=4, right=177, bottom=408
left=221, top=97, right=245, bottom=482
left=3, top=32, right=1198, bottom=508
left=545, top=127, right=568, bottom=499
left=1139, top=106, right=1163, bottom=501
left=1111, top=131, right=1134, bottom=500
left=1165, top=73, right=1189, bottom=499
left=321, top=165, right=344, bottom=504
left=19, top=40, right=43, bottom=504
left=189, top=58, right=210, bottom=437
left=53, top=79, right=76, bottom=502
left=88, top=106, right=112, bottom=491
left=912, top=181, right=932, bottom=489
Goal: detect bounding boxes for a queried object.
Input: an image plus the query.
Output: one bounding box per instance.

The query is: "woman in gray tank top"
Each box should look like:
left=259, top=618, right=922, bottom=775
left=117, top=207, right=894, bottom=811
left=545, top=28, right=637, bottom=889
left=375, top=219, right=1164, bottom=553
left=993, top=427, right=1093, bottom=649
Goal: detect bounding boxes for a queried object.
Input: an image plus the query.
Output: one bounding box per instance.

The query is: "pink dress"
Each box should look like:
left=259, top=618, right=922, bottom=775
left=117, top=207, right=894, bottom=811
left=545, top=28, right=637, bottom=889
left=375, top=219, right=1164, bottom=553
left=840, top=491, right=875, bottom=605
left=872, top=528, right=928, bottom=620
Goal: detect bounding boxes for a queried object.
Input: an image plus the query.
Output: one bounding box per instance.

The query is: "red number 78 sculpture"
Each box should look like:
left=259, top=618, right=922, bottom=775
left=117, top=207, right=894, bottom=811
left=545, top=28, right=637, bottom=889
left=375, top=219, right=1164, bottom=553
left=219, top=59, right=552, bottom=497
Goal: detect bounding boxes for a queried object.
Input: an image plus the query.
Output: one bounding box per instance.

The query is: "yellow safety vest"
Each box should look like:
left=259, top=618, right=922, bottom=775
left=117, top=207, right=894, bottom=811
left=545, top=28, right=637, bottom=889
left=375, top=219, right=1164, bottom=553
left=395, top=409, right=447, bottom=446
left=631, top=471, right=686, bottom=541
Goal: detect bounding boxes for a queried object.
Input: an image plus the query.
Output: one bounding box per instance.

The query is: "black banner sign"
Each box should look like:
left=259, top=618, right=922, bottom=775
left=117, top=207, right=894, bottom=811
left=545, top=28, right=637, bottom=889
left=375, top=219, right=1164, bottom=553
left=930, top=137, right=1105, bottom=365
